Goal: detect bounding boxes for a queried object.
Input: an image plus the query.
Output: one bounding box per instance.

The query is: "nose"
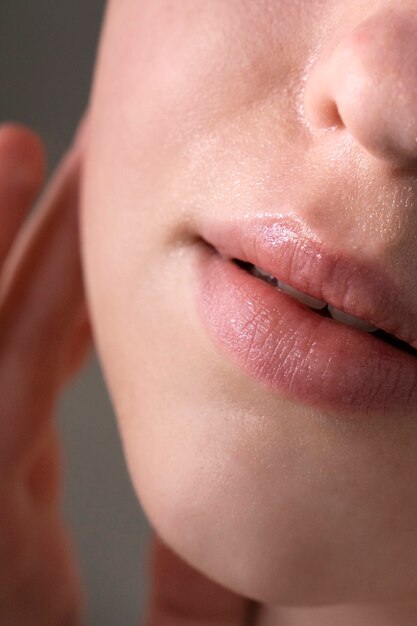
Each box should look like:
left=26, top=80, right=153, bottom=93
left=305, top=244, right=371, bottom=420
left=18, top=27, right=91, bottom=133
left=304, top=8, right=417, bottom=167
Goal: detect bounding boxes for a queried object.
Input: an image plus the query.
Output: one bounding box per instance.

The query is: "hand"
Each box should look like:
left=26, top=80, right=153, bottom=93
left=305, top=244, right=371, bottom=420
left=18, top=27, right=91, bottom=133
left=144, top=532, right=260, bottom=625
left=0, top=120, right=92, bottom=624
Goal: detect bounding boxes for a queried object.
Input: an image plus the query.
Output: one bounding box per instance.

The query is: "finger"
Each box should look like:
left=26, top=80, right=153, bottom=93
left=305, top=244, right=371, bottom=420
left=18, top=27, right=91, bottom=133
left=0, top=124, right=46, bottom=268
left=144, top=532, right=255, bottom=626
left=0, top=120, right=88, bottom=465
left=59, top=301, right=93, bottom=387
left=0, top=499, right=84, bottom=626
left=24, top=422, right=62, bottom=507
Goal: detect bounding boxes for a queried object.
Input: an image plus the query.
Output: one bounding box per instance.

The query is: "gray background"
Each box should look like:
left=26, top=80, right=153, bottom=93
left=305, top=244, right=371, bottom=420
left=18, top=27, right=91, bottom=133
left=0, top=2, right=151, bottom=624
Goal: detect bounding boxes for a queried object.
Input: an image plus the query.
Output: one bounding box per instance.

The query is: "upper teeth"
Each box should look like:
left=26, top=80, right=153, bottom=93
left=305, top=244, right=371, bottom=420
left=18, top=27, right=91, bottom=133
left=251, top=264, right=378, bottom=333
left=326, top=305, right=377, bottom=332
left=277, top=280, right=327, bottom=310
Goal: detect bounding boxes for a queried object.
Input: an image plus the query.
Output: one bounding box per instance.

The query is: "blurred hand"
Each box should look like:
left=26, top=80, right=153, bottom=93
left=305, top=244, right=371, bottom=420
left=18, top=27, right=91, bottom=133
left=144, top=532, right=260, bottom=626
left=0, top=119, right=92, bottom=624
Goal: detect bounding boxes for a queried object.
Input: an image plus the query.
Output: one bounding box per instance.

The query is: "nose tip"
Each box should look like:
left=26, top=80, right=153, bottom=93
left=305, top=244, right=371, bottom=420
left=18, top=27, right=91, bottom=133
left=304, top=9, right=417, bottom=167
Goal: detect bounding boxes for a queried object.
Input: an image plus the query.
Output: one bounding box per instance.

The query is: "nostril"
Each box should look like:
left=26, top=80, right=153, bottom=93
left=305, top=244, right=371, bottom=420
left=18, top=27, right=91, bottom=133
left=303, top=41, right=358, bottom=136
left=303, top=77, right=343, bottom=131
left=305, top=88, right=343, bottom=132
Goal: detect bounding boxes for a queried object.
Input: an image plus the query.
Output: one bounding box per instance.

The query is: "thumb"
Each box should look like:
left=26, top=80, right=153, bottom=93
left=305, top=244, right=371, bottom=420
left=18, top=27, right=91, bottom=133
left=143, top=532, right=258, bottom=626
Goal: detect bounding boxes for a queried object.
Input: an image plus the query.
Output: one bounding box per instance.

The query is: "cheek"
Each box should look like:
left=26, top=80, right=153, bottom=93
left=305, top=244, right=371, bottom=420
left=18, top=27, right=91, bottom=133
left=79, top=158, right=312, bottom=604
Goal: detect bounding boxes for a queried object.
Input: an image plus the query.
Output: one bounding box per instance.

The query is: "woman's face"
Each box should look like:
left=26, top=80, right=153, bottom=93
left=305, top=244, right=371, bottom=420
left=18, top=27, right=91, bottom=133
left=81, top=0, right=417, bottom=607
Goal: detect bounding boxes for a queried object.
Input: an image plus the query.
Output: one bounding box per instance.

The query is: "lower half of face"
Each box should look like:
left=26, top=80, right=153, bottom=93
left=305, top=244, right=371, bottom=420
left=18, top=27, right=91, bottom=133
left=81, top=0, right=417, bottom=608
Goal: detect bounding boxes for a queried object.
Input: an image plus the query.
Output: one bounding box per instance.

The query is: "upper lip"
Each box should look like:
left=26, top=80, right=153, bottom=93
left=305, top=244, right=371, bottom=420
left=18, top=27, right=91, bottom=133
left=197, top=213, right=417, bottom=349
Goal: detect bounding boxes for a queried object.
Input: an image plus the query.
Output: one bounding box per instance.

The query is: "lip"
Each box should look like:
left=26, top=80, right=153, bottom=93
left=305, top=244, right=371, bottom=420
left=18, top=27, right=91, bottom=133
left=193, top=213, right=417, bottom=416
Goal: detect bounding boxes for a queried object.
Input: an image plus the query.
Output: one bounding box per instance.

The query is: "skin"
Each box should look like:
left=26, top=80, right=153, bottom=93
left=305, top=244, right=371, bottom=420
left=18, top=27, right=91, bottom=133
left=81, top=0, right=417, bottom=624
left=4, top=0, right=417, bottom=623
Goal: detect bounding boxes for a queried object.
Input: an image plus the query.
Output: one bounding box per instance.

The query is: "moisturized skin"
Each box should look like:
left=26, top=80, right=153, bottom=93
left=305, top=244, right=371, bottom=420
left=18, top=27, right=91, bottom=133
left=81, top=1, right=417, bottom=624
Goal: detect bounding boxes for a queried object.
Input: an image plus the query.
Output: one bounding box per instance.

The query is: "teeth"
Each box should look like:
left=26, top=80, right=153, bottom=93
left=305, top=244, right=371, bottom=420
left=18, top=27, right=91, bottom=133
left=252, top=265, right=277, bottom=284
left=328, top=305, right=377, bottom=332
left=250, top=264, right=378, bottom=333
left=277, top=280, right=327, bottom=310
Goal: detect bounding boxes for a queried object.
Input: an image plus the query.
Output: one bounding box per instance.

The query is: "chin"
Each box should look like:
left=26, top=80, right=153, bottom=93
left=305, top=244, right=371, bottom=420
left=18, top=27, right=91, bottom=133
left=135, top=466, right=417, bottom=607
left=111, top=386, right=417, bottom=608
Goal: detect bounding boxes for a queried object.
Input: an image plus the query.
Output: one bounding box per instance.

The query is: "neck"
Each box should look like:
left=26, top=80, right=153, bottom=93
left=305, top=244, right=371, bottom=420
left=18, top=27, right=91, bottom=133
left=257, top=600, right=417, bottom=626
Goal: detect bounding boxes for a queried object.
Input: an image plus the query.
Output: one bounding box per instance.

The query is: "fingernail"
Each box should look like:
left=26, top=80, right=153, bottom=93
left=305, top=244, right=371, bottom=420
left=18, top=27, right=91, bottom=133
left=0, top=125, right=46, bottom=188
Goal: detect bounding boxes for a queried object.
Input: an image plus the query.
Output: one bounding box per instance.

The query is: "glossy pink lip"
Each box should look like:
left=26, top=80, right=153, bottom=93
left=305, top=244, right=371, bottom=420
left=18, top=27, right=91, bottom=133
left=194, top=214, right=417, bottom=416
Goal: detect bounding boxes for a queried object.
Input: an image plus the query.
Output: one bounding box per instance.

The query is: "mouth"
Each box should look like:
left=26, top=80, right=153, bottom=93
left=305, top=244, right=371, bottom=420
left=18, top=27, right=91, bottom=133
left=193, top=214, right=417, bottom=416
left=233, top=257, right=417, bottom=359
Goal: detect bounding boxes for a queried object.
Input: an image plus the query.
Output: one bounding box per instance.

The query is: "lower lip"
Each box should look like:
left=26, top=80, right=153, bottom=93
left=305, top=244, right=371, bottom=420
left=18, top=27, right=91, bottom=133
left=195, top=243, right=417, bottom=416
